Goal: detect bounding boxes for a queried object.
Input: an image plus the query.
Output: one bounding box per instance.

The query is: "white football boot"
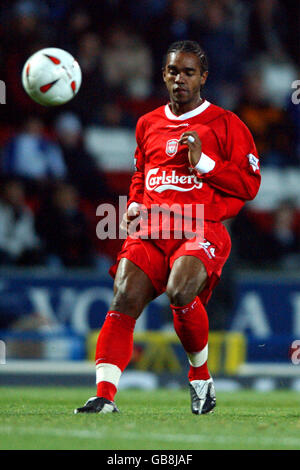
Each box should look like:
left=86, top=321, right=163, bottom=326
left=74, top=396, right=119, bottom=414
left=189, top=378, right=216, bottom=414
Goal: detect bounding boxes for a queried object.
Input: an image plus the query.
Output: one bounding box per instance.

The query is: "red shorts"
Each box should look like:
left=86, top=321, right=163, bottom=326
left=109, top=221, right=231, bottom=305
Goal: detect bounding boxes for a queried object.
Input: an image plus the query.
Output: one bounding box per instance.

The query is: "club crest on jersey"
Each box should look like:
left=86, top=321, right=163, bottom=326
left=166, top=139, right=179, bottom=157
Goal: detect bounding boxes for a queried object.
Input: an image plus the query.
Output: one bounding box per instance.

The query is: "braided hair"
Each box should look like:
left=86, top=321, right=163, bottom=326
left=163, top=40, right=208, bottom=75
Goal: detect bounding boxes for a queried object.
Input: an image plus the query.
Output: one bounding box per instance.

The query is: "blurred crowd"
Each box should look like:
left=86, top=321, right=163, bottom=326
left=0, top=0, right=299, bottom=272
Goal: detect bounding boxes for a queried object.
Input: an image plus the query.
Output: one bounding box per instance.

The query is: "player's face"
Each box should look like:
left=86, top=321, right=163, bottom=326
left=163, top=52, right=208, bottom=110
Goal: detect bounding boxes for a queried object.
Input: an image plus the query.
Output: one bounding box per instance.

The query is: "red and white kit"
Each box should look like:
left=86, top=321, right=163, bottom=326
left=92, top=99, right=261, bottom=405
left=110, top=100, right=261, bottom=301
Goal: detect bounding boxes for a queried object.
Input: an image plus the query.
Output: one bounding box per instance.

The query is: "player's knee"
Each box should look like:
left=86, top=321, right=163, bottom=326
left=110, top=279, right=142, bottom=318
left=111, top=287, right=136, bottom=314
left=166, top=283, right=198, bottom=307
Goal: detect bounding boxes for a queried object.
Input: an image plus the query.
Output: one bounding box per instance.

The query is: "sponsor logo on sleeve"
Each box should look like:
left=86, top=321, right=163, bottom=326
left=247, top=153, right=259, bottom=172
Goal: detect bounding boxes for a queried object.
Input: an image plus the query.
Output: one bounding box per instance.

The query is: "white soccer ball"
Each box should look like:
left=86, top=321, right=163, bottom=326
left=21, top=47, right=82, bottom=106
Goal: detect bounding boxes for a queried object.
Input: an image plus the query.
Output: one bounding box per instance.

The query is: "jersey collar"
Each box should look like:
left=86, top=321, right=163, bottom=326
left=165, top=100, right=210, bottom=121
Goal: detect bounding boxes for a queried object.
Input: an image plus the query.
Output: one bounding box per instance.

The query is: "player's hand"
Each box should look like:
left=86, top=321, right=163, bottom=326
left=120, top=203, right=141, bottom=234
left=179, top=131, right=202, bottom=167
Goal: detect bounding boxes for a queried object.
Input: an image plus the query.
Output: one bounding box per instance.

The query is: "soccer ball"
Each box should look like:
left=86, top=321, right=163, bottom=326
left=21, top=47, right=82, bottom=106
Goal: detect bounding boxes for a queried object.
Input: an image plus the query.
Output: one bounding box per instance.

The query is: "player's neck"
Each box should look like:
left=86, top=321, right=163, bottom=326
left=169, top=97, right=204, bottom=117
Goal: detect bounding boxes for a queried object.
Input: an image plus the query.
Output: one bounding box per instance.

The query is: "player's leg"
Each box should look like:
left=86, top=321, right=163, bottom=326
left=75, top=258, right=156, bottom=414
left=166, top=255, right=216, bottom=414
left=166, top=255, right=210, bottom=383
left=95, top=258, right=155, bottom=399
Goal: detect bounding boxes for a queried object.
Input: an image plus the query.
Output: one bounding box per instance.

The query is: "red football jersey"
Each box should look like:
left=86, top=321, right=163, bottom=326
left=128, top=100, right=261, bottom=224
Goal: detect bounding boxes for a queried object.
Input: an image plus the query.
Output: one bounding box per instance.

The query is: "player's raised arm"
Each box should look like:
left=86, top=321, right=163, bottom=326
left=194, top=113, right=261, bottom=201
left=179, top=131, right=203, bottom=168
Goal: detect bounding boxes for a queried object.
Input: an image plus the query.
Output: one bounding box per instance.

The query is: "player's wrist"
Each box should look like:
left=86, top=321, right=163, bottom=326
left=127, top=202, right=142, bottom=218
left=194, top=152, right=216, bottom=174
left=127, top=201, right=142, bottom=211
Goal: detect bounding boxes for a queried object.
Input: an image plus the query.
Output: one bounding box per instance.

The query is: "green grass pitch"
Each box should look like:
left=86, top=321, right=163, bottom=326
left=1, top=386, right=300, bottom=450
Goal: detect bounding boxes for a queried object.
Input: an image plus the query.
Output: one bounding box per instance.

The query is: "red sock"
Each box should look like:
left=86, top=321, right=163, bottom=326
left=95, top=311, right=136, bottom=400
left=171, top=296, right=210, bottom=381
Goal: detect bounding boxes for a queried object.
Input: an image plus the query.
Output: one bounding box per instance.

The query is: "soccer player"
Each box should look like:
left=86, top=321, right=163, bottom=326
left=75, top=40, right=261, bottom=415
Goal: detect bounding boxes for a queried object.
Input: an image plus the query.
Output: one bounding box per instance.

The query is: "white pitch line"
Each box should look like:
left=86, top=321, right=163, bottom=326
left=0, top=425, right=300, bottom=448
